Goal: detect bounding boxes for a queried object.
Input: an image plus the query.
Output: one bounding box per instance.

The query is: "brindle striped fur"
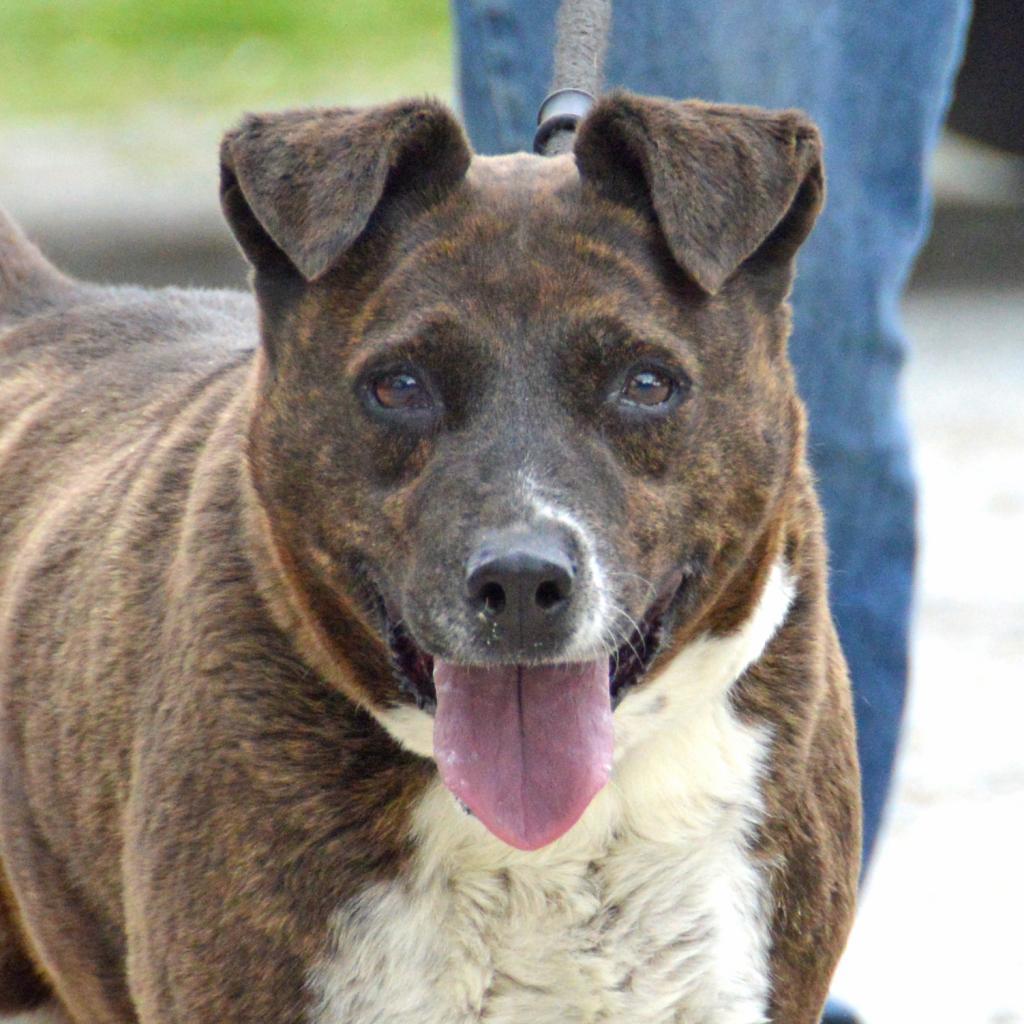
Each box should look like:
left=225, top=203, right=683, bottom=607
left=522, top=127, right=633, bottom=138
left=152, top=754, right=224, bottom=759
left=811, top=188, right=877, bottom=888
left=0, top=94, right=859, bottom=1023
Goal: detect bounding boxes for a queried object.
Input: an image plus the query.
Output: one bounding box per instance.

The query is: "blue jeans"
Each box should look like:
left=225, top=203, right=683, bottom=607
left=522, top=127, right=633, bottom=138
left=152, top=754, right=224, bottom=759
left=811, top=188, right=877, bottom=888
left=453, top=0, right=969, bottom=873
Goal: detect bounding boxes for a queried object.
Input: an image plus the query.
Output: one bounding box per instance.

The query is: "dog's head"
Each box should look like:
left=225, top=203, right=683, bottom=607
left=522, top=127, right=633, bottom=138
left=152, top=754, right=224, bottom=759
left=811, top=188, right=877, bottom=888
left=221, top=93, right=823, bottom=849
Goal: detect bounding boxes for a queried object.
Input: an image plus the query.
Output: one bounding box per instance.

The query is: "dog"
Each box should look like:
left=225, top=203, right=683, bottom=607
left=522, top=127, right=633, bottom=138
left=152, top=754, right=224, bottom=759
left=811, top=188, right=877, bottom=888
left=0, top=92, right=860, bottom=1024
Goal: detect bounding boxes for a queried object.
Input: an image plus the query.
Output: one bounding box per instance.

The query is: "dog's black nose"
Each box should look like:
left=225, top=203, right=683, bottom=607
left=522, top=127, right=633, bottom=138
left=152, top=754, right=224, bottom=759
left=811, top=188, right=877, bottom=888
left=466, top=528, right=576, bottom=644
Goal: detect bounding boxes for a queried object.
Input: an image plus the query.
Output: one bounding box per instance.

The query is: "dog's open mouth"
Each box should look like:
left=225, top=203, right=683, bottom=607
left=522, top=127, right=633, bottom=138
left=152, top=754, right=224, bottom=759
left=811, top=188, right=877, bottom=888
left=385, top=604, right=666, bottom=850
left=388, top=606, right=665, bottom=715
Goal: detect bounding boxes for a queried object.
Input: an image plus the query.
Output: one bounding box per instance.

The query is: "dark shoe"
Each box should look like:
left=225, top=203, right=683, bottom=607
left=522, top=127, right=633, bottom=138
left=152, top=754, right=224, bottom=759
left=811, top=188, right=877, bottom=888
left=822, top=996, right=863, bottom=1024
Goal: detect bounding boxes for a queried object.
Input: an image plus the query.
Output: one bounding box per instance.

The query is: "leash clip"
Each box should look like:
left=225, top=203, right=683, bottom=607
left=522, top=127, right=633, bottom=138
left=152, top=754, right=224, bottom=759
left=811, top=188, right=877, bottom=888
left=533, top=88, right=596, bottom=154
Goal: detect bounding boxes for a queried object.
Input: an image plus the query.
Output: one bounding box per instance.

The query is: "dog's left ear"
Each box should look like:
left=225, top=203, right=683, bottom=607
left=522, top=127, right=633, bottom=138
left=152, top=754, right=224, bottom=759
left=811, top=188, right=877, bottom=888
left=220, top=99, right=471, bottom=281
left=574, top=92, right=824, bottom=296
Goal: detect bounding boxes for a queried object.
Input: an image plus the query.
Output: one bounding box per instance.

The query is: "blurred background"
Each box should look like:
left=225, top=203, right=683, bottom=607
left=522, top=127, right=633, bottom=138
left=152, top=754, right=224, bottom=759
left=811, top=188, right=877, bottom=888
left=2, top=3, right=1021, bottom=1022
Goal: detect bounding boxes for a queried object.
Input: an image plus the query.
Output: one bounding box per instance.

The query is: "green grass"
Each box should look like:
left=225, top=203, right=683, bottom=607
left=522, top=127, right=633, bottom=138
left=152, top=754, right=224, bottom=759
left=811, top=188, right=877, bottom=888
left=0, top=0, right=453, bottom=120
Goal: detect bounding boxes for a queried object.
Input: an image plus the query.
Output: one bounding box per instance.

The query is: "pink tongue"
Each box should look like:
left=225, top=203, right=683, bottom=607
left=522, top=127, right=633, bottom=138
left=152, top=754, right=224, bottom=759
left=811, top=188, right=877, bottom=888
left=433, top=659, right=613, bottom=851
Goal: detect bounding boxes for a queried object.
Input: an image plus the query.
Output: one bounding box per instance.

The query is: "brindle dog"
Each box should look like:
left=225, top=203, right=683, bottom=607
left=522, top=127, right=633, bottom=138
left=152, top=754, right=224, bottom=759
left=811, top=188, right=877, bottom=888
left=0, top=94, right=859, bottom=1024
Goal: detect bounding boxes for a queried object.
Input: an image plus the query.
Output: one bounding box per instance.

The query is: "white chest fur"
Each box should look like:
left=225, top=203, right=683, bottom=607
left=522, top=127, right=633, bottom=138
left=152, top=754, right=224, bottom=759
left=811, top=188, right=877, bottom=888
left=310, top=564, right=793, bottom=1024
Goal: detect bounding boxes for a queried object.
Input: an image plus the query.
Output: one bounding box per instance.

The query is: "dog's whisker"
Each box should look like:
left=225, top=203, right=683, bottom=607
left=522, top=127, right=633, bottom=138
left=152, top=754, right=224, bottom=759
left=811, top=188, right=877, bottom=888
left=604, top=607, right=645, bottom=666
left=604, top=570, right=658, bottom=601
left=606, top=602, right=646, bottom=654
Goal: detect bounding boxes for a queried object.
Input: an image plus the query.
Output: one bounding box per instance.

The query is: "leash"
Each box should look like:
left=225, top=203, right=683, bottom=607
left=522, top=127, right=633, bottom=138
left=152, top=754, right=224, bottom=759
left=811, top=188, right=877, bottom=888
left=533, top=0, right=612, bottom=155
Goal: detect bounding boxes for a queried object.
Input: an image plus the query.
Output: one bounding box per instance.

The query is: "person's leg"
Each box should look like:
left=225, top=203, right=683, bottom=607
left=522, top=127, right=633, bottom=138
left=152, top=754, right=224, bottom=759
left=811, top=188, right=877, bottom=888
left=454, top=0, right=969, bottom=875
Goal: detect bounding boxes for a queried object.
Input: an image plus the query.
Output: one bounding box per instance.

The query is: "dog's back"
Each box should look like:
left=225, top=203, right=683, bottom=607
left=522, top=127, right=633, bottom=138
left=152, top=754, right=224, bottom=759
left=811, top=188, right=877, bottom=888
left=0, top=210, right=257, bottom=572
left=0, top=212, right=260, bottom=1016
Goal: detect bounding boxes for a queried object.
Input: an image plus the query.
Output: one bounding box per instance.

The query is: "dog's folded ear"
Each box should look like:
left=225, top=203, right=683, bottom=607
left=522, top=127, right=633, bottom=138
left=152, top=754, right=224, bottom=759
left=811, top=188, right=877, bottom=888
left=574, top=92, right=824, bottom=296
left=220, top=99, right=471, bottom=281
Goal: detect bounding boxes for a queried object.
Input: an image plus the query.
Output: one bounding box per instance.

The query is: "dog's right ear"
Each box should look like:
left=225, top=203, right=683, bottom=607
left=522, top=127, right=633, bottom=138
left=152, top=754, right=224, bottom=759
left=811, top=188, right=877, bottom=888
left=219, top=99, right=471, bottom=282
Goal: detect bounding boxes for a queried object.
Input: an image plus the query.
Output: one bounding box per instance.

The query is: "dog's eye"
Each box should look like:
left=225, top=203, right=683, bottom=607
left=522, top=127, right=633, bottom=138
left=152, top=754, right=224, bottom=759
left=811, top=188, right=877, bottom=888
left=621, top=369, right=675, bottom=407
left=372, top=372, right=431, bottom=412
